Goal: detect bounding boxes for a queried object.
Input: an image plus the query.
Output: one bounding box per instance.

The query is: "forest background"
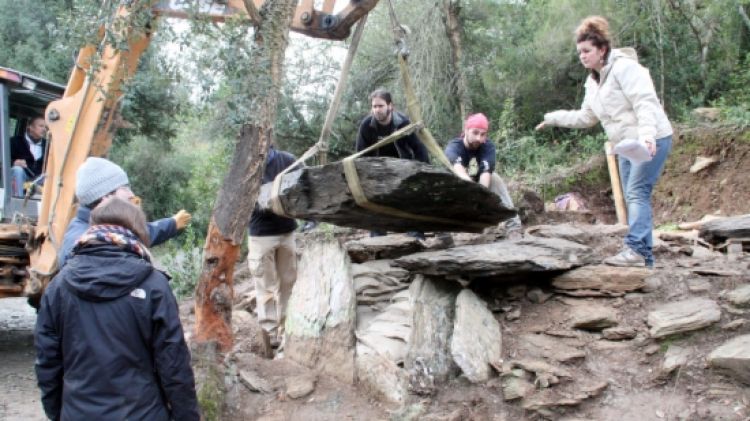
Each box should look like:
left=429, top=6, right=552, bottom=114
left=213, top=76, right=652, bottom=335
left=1, top=0, right=748, bottom=294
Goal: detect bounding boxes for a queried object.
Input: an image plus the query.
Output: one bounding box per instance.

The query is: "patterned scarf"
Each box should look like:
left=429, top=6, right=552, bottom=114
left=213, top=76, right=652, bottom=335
left=72, top=224, right=152, bottom=262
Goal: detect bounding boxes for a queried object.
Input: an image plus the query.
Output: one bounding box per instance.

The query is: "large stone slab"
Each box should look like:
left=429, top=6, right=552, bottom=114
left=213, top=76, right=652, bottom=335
left=257, top=157, right=516, bottom=233
left=647, top=298, right=721, bottom=338
left=346, top=236, right=425, bottom=263
left=285, top=241, right=356, bottom=383
left=394, top=237, right=594, bottom=279
left=405, top=277, right=460, bottom=391
left=450, top=289, right=502, bottom=383
left=707, top=335, right=750, bottom=383
left=699, top=214, right=750, bottom=244
left=552, top=265, right=650, bottom=296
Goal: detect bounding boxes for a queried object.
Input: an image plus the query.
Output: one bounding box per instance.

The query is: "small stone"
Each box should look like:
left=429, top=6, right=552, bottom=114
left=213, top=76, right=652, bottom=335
left=721, top=319, right=747, bottom=330
left=727, top=285, right=750, bottom=308
left=501, top=374, right=534, bottom=401
left=645, top=344, right=660, bottom=356
left=285, top=374, right=316, bottom=399
left=642, top=275, right=664, bottom=293
left=527, top=287, right=552, bottom=304
left=602, top=326, right=637, bottom=340
left=686, top=278, right=711, bottom=293
left=570, top=304, right=618, bottom=331
left=506, top=308, right=521, bottom=321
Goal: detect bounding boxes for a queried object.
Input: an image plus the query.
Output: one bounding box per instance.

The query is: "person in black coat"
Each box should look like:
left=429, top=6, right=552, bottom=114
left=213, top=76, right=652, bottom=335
left=34, top=197, right=200, bottom=421
left=10, top=115, right=47, bottom=197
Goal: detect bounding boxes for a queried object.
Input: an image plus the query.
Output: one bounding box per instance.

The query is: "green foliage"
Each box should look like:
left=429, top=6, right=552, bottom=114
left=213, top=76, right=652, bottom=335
left=0, top=0, right=75, bottom=82
left=157, top=226, right=203, bottom=299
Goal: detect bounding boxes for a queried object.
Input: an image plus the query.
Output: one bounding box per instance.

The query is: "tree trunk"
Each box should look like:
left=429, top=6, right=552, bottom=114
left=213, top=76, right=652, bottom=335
left=194, top=0, right=298, bottom=354
left=442, top=0, right=471, bottom=118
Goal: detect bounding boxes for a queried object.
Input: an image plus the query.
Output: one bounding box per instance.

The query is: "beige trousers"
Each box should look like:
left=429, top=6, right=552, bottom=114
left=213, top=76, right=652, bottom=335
left=247, top=232, right=297, bottom=340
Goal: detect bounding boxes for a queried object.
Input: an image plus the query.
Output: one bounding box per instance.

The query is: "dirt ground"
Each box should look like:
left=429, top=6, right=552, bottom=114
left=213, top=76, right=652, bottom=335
left=0, top=298, right=46, bottom=421
left=0, top=124, right=747, bottom=420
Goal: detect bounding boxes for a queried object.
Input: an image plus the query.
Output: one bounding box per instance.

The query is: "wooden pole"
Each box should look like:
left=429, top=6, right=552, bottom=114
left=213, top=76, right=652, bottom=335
left=317, top=15, right=367, bottom=165
left=605, top=141, right=628, bottom=225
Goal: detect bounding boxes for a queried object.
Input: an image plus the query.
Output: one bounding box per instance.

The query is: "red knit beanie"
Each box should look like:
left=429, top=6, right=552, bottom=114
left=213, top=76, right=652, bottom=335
left=465, top=113, right=489, bottom=131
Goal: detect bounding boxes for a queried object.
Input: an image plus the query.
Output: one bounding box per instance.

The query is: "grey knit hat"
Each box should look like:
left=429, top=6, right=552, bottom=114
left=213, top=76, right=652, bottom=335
left=75, top=157, right=130, bottom=206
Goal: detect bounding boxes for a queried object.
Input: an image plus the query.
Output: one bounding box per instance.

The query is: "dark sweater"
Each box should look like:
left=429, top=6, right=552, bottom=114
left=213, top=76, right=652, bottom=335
left=249, top=148, right=298, bottom=236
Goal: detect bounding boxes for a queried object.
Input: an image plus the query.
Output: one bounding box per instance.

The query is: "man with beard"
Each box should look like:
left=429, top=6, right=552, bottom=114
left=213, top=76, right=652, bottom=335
left=355, top=89, right=428, bottom=163
left=444, top=113, right=523, bottom=237
left=355, top=89, right=429, bottom=239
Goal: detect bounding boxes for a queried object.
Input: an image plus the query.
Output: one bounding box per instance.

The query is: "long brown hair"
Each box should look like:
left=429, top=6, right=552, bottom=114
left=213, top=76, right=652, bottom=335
left=90, top=198, right=150, bottom=246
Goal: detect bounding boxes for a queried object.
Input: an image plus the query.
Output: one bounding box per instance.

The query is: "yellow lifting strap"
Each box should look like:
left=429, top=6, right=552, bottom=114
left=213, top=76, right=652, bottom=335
left=386, top=0, right=453, bottom=171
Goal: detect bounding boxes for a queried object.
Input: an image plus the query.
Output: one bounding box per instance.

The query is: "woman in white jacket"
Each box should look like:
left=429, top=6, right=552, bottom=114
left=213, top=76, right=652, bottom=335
left=536, top=16, right=672, bottom=267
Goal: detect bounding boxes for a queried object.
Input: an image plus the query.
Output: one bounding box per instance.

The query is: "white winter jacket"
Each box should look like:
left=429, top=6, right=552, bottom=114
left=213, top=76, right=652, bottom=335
left=544, top=48, right=672, bottom=144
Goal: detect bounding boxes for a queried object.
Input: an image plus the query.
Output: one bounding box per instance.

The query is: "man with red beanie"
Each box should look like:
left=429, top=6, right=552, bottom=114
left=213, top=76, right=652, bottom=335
left=444, top=113, right=523, bottom=236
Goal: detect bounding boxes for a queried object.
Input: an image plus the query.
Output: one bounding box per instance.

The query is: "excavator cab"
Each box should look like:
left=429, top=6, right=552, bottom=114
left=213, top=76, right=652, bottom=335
left=0, top=67, right=64, bottom=223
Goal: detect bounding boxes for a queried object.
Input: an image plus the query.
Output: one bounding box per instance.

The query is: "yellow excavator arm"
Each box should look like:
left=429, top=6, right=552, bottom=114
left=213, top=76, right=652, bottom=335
left=25, top=0, right=378, bottom=301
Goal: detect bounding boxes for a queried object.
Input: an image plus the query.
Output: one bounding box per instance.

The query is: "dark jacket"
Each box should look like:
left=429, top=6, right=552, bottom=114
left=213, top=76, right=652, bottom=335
left=58, top=206, right=178, bottom=267
left=444, top=136, right=496, bottom=175
left=249, top=148, right=298, bottom=236
left=35, top=244, right=200, bottom=421
left=10, top=134, right=46, bottom=177
left=355, top=111, right=429, bottom=163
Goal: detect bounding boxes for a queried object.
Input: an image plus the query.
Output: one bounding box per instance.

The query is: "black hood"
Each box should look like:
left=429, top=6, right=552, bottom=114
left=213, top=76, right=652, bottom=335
left=61, top=244, right=155, bottom=302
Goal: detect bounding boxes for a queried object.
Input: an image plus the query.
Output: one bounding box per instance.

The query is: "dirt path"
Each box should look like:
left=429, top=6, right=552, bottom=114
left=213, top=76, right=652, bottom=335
left=0, top=298, right=46, bottom=421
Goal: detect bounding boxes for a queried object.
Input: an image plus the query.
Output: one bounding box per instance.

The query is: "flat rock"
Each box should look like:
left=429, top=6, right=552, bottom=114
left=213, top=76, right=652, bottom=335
left=258, top=158, right=516, bottom=233
left=285, top=375, right=316, bottom=399
left=660, top=345, right=691, bottom=377
left=394, top=237, right=594, bottom=279
left=601, top=326, right=637, bottom=340
left=525, top=224, right=589, bottom=243
left=707, top=335, right=750, bottom=383
left=689, top=156, right=719, bottom=173
left=406, top=277, right=460, bottom=390
left=727, top=285, right=750, bottom=308
left=552, top=265, right=650, bottom=296
left=569, top=304, right=618, bottom=331
left=686, top=278, right=712, bottom=293
left=450, top=289, right=503, bottom=383
left=699, top=214, right=750, bottom=245
left=515, top=333, right=585, bottom=363
left=240, top=369, right=277, bottom=394
left=347, top=236, right=425, bottom=263
left=647, top=298, right=721, bottom=338
left=285, top=241, right=357, bottom=383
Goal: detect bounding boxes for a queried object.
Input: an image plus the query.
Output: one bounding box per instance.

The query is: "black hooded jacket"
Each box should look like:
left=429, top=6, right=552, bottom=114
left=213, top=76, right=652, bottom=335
left=34, top=244, right=200, bottom=421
